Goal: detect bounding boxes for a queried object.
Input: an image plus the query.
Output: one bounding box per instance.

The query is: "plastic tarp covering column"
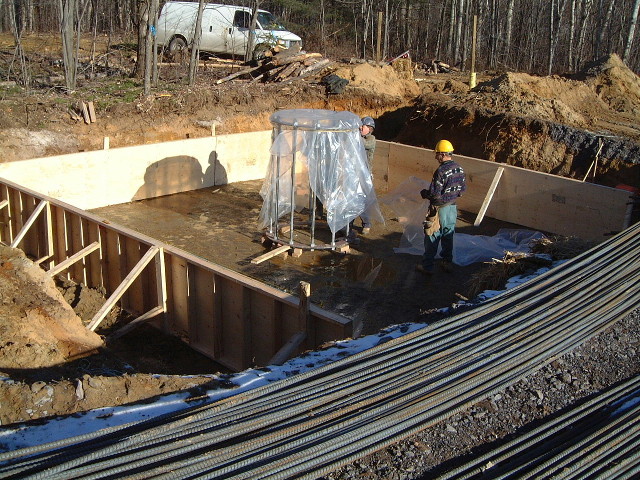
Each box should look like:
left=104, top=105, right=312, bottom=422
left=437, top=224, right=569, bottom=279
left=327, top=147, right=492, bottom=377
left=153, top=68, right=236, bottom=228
left=380, top=176, right=546, bottom=265
left=259, top=109, right=383, bottom=234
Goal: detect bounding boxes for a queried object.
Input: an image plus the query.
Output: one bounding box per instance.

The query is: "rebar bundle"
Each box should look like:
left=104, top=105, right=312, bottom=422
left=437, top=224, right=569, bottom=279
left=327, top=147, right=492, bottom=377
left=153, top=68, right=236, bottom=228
left=1, top=222, right=639, bottom=480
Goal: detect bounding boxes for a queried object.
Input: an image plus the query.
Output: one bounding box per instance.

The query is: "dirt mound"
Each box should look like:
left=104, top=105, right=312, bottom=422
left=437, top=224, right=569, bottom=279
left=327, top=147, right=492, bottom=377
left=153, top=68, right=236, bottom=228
left=0, top=246, right=103, bottom=369
left=573, top=53, right=640, bottom=114
left=333, top=62, right=421, bottom=99
left=474, top=72, right=594, bottom=127
left=393, top=59, right=640, bottom=188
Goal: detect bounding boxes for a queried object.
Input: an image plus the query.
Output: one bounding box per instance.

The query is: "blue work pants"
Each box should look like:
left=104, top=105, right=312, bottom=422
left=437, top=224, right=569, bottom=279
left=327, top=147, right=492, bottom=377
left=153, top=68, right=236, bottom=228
left=422, top=204, right=457, bottom=270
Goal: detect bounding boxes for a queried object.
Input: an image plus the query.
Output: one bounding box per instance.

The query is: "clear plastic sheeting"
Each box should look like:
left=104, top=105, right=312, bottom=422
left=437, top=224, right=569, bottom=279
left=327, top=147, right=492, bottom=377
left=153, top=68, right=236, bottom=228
left=259, top=109, right=383, bottom=236
left=381, top=176, right=546, bottom=265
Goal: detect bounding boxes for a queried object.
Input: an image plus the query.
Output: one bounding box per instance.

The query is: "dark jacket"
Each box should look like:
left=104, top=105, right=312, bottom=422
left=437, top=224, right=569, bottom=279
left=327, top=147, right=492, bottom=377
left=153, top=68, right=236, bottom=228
left=427, top=160, right=466, bottom=206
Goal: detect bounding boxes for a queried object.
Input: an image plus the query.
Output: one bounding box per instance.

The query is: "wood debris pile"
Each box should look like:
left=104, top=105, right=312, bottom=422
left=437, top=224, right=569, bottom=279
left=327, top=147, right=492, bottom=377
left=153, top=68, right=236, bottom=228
left=466, top=252, right=552, bottom=299
left=216, top=46, right=333, bottom=85
left=529, top=236, right=598, bottom=259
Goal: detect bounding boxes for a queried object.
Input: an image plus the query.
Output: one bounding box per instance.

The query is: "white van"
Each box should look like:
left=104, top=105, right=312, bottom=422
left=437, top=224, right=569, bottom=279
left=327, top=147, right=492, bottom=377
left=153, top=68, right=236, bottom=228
left=156, top=1, right=302, bottom=60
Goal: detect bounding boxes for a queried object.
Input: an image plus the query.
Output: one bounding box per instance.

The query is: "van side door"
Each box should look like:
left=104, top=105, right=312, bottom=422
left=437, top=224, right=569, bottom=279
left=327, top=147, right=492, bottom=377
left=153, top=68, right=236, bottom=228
left=226, top=9, right=251, bottom=55
left=199, top=7, right=227, bottom=54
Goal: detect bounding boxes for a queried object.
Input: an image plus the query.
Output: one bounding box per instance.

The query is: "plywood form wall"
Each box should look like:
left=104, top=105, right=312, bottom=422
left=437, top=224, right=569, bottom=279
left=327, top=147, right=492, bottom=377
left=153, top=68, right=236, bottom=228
left=0, top=178, right=351, bottom=371
left=0, top=131, right=273, bottom=210
left=375, top=141, right=631, bottom=241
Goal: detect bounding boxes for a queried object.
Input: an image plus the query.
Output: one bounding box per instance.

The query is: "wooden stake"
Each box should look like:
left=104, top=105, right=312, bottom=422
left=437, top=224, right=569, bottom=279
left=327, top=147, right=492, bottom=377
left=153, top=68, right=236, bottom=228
left=87, top=101, right=96, bottom=123
left=81, top=102, right=91, bottom=124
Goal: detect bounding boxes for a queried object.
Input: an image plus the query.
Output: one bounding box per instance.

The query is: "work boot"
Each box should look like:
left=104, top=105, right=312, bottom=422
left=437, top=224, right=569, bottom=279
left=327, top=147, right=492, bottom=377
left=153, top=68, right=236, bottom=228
left=346, top=231, right=360, bottom=245
left=440, top=260, right=453, bottom=273
left=415, top=264, right=433, bottom=275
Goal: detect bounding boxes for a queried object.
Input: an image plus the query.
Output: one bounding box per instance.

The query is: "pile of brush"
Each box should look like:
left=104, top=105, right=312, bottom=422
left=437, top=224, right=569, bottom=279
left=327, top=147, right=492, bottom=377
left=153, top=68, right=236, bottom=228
left=465, top=235, right=598, bottom=299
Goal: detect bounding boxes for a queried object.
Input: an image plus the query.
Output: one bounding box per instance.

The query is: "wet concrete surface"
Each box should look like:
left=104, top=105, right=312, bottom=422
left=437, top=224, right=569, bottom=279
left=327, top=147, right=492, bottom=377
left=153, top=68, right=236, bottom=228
left=90, top=180, right=523, bottom=336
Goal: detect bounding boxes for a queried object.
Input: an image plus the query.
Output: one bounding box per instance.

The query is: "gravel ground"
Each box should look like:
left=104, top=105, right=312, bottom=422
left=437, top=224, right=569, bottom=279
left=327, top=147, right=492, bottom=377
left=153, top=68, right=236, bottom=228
left=321, top=309, right=640, bottom=480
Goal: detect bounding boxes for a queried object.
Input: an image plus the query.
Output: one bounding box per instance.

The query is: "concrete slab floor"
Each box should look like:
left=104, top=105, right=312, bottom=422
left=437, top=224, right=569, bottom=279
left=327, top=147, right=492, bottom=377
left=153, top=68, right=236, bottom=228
left=90, top=180, right=526, bottom=336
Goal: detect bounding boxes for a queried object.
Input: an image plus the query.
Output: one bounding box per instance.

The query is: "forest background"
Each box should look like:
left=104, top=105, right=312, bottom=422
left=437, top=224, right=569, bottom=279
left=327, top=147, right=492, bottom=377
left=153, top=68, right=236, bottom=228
left=1, top=0, right=640, bottom=92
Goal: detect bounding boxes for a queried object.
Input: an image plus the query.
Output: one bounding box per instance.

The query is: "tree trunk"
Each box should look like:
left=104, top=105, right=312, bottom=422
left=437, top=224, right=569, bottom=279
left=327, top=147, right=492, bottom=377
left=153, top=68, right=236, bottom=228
left=575, top=0, right=592, bottom=69
left=596, top=0, right=615, bottom=58
left=134, top=0, right=148, bottom=78
left=623, top=0, right=640, bottom=62
left=58, top=0, right=77, bottom=91
left=188, top=0, right=205, bottom=85
left=9, top=0, right=30, bottom=88
left=144, top=0, right=159, bottom=93
left=245, top=1, right=259, bottom=62
left=504, top=0, right=515, bottom=64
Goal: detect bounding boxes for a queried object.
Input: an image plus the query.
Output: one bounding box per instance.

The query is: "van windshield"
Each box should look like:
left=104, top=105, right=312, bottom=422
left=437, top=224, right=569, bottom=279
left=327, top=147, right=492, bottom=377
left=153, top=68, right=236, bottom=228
left=257, top=12, right=286, bottom=31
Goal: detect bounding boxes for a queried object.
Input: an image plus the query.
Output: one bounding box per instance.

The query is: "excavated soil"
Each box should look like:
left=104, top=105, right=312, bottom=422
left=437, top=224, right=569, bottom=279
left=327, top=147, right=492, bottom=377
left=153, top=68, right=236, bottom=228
left=393, top=54, right=640, bottom=189
left=1, top=33, right=640, bottom=476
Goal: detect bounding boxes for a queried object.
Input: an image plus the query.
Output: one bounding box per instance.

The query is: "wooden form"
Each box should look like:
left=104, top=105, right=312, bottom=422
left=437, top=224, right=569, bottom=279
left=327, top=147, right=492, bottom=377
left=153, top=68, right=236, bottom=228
left=269, top=281, right=311, bottom=365
left=375, top=141, right=631, bottom=241
left=0, top=178, right=351, bottom=371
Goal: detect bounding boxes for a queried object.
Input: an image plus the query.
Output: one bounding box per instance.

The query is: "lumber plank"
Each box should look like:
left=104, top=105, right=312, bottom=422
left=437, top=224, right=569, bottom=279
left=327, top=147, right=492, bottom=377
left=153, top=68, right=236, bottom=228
left=87, top=101, right=96, bottom=123
left=52, top=206, right=67, bottom=275
left=298, top=281, right=311, bottom=342
left=67, top=213, right=84, bottom=283
left=87, top=246, right=160, bottom=331
left=107, top=306, right=164, bottom=341
left=48, top=241, right=100, bottom=277
left=9, top=199, right=46, bottom=249
left=87, top=223, right=103, bottom=289
left=169, top=255, right=189, bottom=334
left=251, top=244, right=290, bottom=264
left=215, top=64, right=262, bottom=84
left=271, top=52, right=322, bottom=67
left=275, top=61, right=300, bottom=81
left=0, top=187, right=11, bottom=243
left=154, top=248, right=168, bottom=331
left=474, top=167, right=504, bottom=226
left=189, top=266, right=215, bottom=355
left=81, top=102, right=90, bottom=124
left=269, top=332, right=306, bottom=366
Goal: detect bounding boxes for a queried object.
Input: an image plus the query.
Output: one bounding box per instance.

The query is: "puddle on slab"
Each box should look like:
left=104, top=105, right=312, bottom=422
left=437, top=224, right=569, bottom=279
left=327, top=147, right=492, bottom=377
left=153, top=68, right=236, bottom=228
left=267, top=251, right=397, bottom=289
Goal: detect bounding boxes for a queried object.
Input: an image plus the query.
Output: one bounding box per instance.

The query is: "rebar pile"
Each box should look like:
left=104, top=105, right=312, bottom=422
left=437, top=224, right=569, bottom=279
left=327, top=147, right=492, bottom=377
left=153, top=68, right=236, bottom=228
left=434, top=375, right=640, bottom=479
left=1, top=222, right=639, bottom=480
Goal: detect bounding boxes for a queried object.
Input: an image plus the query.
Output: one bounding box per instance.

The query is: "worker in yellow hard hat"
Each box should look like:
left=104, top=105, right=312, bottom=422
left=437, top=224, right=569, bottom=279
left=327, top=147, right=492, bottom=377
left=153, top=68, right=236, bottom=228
left=417, top=139, right=467, bottom=274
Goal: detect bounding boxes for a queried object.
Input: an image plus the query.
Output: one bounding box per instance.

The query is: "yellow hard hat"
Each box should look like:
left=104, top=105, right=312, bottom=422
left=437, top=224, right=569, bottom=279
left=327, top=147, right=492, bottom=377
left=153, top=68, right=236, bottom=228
left=435, top=139, right=454, bottom=153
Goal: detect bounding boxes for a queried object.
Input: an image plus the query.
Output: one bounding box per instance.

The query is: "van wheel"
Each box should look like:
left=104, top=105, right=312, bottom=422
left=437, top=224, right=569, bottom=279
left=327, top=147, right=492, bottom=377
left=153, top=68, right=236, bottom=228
left=253, top=44, right=271, bottom=61
left=169, top=37, right=188, bottom=62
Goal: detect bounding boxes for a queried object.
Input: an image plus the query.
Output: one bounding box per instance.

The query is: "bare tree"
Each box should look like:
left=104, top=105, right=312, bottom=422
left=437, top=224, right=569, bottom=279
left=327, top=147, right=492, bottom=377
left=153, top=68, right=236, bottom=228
left=8, top=0, right=30, bottom=88
left=188, top=0, right=205, bottom=85
left=245, top=0, right=260, bottom=62
left=144, top=0, right=159, bottom=94
left=624, top=0, right=640, bottom=62
left=58, top=0, right=77, bottom=91
left=134, top=0, right=149, bottom=78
